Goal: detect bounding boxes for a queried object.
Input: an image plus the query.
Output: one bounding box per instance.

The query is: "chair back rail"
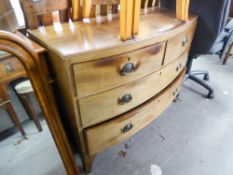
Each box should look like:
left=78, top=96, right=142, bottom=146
left=83, top=0, right=120, bottom=18
left=20, top=0, right=71, bottom=29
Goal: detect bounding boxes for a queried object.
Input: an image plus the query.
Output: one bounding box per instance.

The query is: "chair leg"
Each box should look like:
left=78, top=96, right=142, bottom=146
left=5, top=102, right=27, bottom=138
left=223, top=43, right=233, bottom=65
left=19, top=94, right=43, bottom=132
left=187, top=74, right=214, bottom=99
left=190, top=70, right=209, bottom=80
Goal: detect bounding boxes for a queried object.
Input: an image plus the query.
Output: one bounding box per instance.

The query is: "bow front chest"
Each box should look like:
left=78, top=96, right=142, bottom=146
left=29, top=9, right=197, bottom=172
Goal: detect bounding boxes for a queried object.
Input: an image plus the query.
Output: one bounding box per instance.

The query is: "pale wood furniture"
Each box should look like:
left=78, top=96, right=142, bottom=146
left=20, top=0, right=190, bottom=42
left=0, top=31, right=80, bottom=175
left=27, top=3, right=197, bottom=171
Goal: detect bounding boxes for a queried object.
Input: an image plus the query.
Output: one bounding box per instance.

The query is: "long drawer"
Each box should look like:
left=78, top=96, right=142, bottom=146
left=164, top=27, right=194, bottom=65
left=73, top=42, right=165, bottom=97
left=84, top=69, right=186, bottom=156
left=79, top=52, right=188, bottom=127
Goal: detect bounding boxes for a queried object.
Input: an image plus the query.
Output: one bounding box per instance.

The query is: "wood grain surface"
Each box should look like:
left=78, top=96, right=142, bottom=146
left=79, top=51, right=188, bottom=127
left=85, top=68, right=186, bottom=156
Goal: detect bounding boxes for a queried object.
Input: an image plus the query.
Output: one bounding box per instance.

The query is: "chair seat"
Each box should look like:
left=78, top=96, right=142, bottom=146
left=15, top=80, right=33, bottom=94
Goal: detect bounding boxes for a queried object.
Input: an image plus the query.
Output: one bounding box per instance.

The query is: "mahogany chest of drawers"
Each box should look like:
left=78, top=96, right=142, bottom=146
left=28, top=10, right=197, bottom=172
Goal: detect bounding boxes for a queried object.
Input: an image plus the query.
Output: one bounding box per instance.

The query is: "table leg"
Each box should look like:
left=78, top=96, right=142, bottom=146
left=19, top=93, right=43, bottom=132
left=5, top=102, right=26, bottom=137
left=0, top=85, right=26, bottom=138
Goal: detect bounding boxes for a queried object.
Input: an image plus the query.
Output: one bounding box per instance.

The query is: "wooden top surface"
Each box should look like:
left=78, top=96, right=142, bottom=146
left=28, top=9, right=197, bottom=61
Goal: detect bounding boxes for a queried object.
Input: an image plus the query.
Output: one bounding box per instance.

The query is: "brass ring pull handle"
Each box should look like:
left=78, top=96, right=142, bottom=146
left=118, top=94, right=133, bottom=104
left=121, top=123, right=133, bottom=133
left=121, top=62, right=135, bottom=75
left=182, top=36, right=188, bottom=47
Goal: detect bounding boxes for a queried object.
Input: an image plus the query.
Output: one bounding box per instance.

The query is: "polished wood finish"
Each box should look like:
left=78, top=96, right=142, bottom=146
left=28, top=9, right=196, bottom=173
left=85, top=69, right=185, bottom=156
left=74, top=42, right=165, bottom=97
left=20, top=0, right=71, bottom=29
left=29, top=10, right=196, bottom=60
left=79, top=52, right=188, bottom=127
left=0, top=31, right=80, bottom=175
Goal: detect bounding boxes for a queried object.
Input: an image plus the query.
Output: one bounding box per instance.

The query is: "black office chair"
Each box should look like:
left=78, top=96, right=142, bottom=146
left=160, top=0, right=231, bottom=99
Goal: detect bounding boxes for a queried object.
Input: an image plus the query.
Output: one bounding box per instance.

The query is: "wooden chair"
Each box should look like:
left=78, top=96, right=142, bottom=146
left=81, top=0, right=140, bottom=41
left=20, top=0, right=72, bottom=29
left=20, top=0, right=190, bottom=41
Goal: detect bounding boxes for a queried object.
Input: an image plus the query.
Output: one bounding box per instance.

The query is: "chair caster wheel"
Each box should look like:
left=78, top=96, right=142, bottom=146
left=203, top=74, right=209, bottom=81
left=207, top=92, right=214, bottom=99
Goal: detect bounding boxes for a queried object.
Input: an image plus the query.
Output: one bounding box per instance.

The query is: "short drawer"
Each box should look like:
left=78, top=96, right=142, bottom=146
left=84, top=69, right=186, bottom=156
left=73, top=42, right=165, bottom=97
left=164, top=27, right=194, bottom=65
left=79, top=52, right=188, bottom=127
left=0, top=57, right=25, bottom=82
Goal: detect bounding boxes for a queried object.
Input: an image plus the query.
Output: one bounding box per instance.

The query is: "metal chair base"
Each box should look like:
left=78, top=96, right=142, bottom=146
left=185, top=70, right=214, bottom=99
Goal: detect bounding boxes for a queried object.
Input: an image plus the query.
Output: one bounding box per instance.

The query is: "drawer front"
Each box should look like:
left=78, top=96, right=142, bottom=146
left=73, top=42, right=165, bottom=97
left=79, top=52, right=188, bottom=127
left=85, top=69, right=186, bottom=156
left=0, top=57, right=25, bottom=83
left=164, top=27, right=194, bottom=65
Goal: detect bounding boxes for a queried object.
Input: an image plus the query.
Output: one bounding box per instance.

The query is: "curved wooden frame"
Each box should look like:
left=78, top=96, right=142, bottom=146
left=0, top=31, right=79, bottom=175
